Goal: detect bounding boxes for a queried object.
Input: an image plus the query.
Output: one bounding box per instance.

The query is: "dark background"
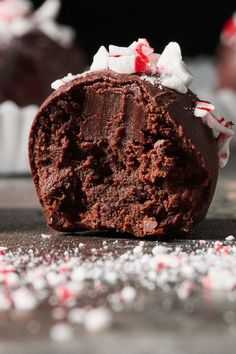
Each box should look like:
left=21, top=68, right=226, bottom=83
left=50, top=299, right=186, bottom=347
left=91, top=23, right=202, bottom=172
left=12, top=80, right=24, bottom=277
left=33, top=1, right=235, bottom=60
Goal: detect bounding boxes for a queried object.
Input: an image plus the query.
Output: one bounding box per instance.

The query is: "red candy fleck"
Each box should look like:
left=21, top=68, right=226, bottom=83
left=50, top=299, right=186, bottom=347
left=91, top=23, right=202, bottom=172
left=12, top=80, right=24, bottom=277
left=156, top=261, right=165, bottom=270
left=223, top=18, right=236, bottom=39
left=57, top=285, right=72, bottom=303
left=214, top=241, right=223, bottom=253
left=196, top=106, right=213, bottom=112
left=222, top=246, right=231, bottom=255
left=135, top=56, right=147, bottom=73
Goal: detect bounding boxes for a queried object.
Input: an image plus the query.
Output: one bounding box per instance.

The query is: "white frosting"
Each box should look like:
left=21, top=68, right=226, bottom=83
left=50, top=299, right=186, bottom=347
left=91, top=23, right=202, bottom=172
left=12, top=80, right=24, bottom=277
left=0, top=0, right=75, bottom=47
left=0, top=100, right=38, bottom=174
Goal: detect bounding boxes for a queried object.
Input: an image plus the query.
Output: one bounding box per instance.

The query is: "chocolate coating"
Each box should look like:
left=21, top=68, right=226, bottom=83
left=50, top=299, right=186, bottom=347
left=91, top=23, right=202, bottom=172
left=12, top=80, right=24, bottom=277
left=0, top=30, right=86, bottom=106
left=29, top=70, right=218, bottom=237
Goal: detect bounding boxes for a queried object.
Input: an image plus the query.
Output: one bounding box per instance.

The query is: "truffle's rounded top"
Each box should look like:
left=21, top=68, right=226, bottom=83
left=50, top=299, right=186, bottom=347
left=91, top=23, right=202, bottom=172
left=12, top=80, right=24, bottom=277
left=220, top=12, right=236, bottom=47
left=0, top=0, right=75, bottom=48
left=51, top=38, right=234, bottom=168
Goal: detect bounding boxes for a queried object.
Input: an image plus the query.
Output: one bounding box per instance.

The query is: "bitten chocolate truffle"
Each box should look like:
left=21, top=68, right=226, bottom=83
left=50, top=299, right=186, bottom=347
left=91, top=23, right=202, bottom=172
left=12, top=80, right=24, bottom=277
left=29, top=39, right=234, bottom=237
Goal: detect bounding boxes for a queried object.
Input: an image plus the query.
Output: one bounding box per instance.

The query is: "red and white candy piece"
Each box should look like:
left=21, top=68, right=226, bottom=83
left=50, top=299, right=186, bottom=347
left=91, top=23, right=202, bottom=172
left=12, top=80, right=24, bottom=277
left=90, top=39, right=193, bottom=93
left=221, top=12, right=236, bottom=45
left=217, top=121, right=234, bottom=168
left=194, top=99, right=234, bottom=167
left=194, top=100, right=215, bottom=118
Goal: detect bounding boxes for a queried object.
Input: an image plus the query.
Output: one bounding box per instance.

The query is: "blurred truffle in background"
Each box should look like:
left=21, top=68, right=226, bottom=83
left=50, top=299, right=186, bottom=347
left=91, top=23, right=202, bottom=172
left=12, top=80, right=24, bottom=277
left=217, top=12, right=236, bottom=91
left=0, top=0, right=86, bottom=174
left=0, top=0, right=86, bottom=106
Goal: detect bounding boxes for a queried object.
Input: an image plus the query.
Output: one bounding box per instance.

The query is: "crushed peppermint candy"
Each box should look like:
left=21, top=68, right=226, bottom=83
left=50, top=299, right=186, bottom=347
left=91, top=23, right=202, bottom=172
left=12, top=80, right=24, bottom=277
left=194, top=99, right=234, bottom=168
left=51, top=38, right=234, bottom=168
left=221, top=12, right=236, bottom=46
left=90, top=39, right=193, bottom=93
left=0, top=236, right=235, bottom=336
left=52, top=39, right=193, bottom=94
left=50, top=322, right=75, bottom=342
left=83, top=307, right=113, bottom=332
left=41, top=233, right=51, bottom=239
left=225, top=235, right=235, bottom=241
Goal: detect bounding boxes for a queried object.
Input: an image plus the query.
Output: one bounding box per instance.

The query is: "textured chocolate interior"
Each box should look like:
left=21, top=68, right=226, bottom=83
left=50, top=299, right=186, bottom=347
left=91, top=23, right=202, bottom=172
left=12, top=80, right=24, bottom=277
left=29, top=70, right=218, bottom=237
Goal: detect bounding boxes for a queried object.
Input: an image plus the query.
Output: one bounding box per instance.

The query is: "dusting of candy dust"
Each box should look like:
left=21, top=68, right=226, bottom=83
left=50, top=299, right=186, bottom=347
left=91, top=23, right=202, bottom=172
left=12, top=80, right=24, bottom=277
left=0, top=235, right=236, bottom=340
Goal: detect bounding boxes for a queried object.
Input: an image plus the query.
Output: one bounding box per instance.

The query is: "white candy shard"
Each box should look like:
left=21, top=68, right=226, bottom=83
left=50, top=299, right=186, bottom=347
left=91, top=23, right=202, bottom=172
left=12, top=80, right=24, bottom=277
left=12, top=288, right=37, bottom=310
left=157, top=42, right=193, bottom=87
left=90, top=45, right=109, bottom=71
left=194, top=100, right=215, bottom=118
left=225, top=235, right=235, bottom=241
left=50, top=323, right=74, bottom=342
left=161, top=75, right=187, bottom=94
left=194, top=99, right=234, bottom=168
left=109, top=45, right=136, bottom=56
left=108, top=55, right=136, bottom=74
left=83, top=307, right=113, bottom=332
left=120, top=286, right=137, bottom=302
left=51, top=73, right=76, bottom=90
left=217, top=122, right=234, bottom=168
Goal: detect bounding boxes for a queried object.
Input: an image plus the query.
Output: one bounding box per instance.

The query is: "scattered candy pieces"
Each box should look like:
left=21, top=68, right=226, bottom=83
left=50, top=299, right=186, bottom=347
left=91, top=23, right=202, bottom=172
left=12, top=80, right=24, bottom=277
left=89, top=39, right=193, bottom=94
left=50, top=322, right=75, bottom=342
left=225, top=235, right=235, bottom=241
left=41, top=233, right=51, bottom=239
left=120, top=286, right=137, bottom=303
left=83, top=307, right=113, bottom=332
left=1, top=237, right=236, bottom=336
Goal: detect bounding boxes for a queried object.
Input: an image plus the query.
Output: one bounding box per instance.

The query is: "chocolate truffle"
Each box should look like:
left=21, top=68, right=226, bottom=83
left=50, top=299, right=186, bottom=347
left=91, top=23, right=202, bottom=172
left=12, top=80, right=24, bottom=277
left=29, top=40, right=233, bottom=237
left=0, top=0, right=86, bottom=106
